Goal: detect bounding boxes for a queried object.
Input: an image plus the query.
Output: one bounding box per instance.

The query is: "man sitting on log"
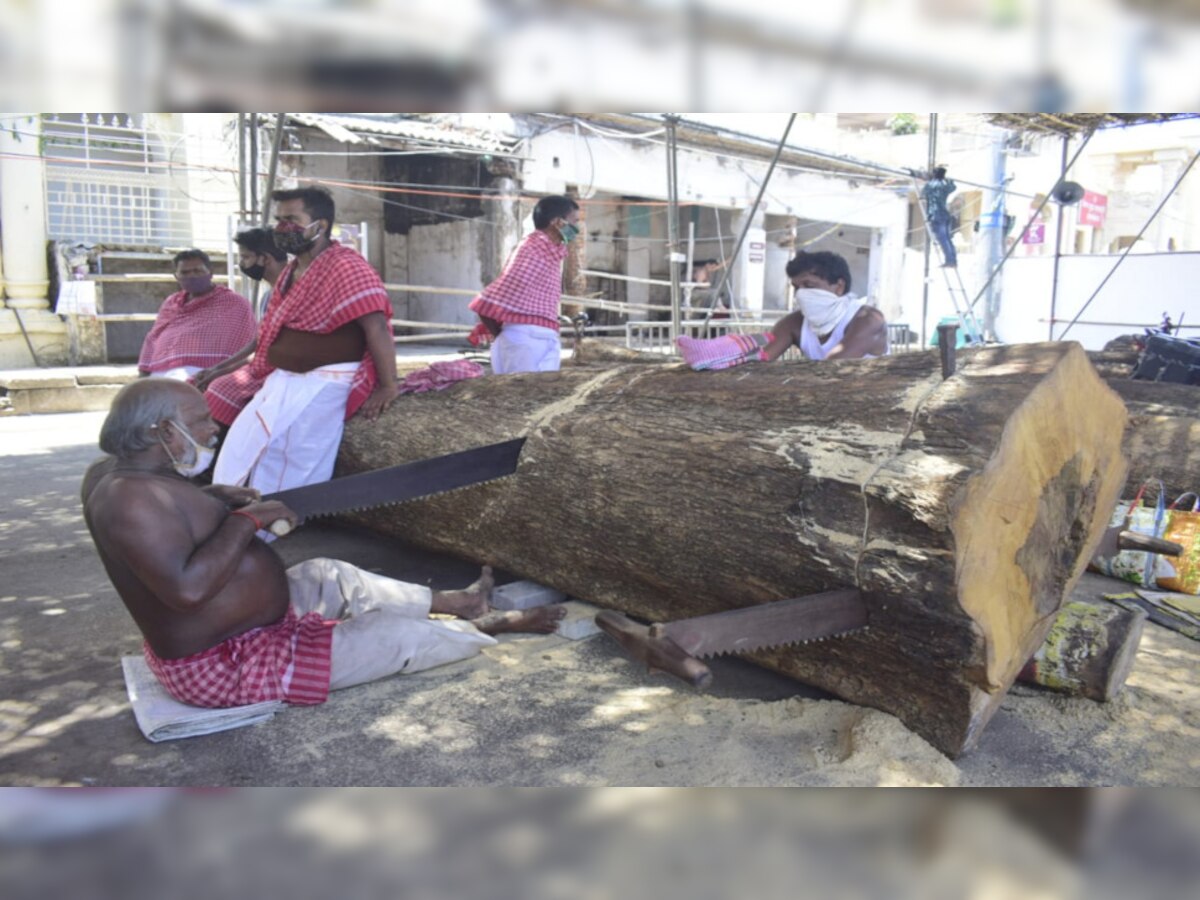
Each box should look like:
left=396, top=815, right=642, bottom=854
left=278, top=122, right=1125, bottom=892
left=677, top=250, right=888, bottom=370
left=82, top=379, right=565, bottom=710
left=212, top=186, right=400, bottom=496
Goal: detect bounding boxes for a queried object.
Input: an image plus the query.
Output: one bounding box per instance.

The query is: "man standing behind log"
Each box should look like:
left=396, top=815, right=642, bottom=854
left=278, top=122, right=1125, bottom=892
left=137, top=250, right=256, bottom=381
left=468, top=195, right=581, bottom=374
left=83, top=380, right=565, bottom=711
left=213, top=186, right=400, bottom=494
left=677, top=250, right=887, bottom=370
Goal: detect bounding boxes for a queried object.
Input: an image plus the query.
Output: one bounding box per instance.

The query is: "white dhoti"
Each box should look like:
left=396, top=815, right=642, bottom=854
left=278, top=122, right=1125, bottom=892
left=491, top=323, right=561, bottom=374
left=285, top=558, right=496, bottom=690
left=213, top=362, right=359, bottom=493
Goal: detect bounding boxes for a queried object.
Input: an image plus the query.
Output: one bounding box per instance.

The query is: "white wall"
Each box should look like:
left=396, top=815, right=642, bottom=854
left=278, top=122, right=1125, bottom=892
left=524, top=128, right=910, bottom=314
left=895, top=249, right=1200, bottom=350
left=405, top=220, right=484, bottom=327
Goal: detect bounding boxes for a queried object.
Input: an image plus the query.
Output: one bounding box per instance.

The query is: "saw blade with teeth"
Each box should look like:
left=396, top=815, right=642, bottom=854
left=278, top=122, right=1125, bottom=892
left=649, top=589, right=868, bottom=659
left=263, top=438, right=525, bottom=522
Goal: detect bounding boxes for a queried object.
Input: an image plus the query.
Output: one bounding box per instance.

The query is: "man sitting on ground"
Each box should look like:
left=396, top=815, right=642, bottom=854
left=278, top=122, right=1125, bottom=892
left=676, top=250, right=887, bottom=370
left=137, top=249, right=256, bottom=381
left=82, top=379, right=564, bottom=710
left=194, top=228, right=289, bottom=430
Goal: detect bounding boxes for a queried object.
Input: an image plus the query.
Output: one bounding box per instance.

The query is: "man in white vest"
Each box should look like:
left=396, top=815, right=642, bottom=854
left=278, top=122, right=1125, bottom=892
left=676, top=250, right=887, bottom=369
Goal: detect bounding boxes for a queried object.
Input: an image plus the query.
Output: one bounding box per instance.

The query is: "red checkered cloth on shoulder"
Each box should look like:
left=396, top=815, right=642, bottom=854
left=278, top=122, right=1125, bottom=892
left=468, top=230, right=568, bottom=331
left=137, top=286, right=256, bottom=375
left=143, top=608, right=335, bottom=708
left=251, top=244, right=393, bottom=420
left=204, top=293, right=285, bottom=426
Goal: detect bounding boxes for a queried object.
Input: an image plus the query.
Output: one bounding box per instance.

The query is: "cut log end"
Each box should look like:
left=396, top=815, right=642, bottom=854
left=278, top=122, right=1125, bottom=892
left=952, top=344, right=1129, bottom=691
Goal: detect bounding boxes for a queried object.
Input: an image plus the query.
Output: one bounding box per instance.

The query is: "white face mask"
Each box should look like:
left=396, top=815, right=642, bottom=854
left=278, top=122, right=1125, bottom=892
left=161, top=419, right=217, bottom=477
left=793, top=287, right=850, bottom=336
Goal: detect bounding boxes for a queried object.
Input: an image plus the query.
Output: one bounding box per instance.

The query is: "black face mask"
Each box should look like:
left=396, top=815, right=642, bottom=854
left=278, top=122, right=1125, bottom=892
left=239, top=262, right=267, bottom=281
left=273, top=220, right=322, bottom=255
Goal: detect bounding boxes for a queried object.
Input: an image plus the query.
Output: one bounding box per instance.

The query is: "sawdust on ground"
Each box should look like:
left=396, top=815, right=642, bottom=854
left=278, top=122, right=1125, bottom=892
left=312, top=601, right=1198, bottom=787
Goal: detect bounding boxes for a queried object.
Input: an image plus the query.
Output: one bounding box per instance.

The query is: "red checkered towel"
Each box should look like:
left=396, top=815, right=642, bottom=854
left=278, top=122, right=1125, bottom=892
left=398, top=360, right=485, bottom=395
left=142, top=608, right=335, bottom=708
left=676, top=332, right=772, bottom=370
left=252, top=244, right=393, bottom=420
left=468, top=230, right=568, bottom=332
left=138, top=286, right=256, bottom=375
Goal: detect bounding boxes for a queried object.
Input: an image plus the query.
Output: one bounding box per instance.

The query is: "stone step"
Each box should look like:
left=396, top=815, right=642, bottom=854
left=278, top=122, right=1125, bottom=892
left=0, top=366, right=139, bottom=415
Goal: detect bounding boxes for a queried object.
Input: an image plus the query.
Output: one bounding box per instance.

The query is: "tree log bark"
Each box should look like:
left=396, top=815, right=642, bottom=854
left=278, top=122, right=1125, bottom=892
left=337, top=343, right=1127, bottom=757
left=1017, top=598, right=1147, bottom=701
left=1102, top=378, right=1200, bottom=499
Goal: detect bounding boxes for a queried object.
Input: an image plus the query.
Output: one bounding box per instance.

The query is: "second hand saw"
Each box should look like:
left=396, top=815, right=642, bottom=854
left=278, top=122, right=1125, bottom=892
left=595, top=589, right=869, bottom=690
left=259, top=437, right=525, bottom=535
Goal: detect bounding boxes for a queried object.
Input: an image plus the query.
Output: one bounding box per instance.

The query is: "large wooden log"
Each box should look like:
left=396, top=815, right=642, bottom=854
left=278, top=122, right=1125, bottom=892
left=337, top=343, right=1127, bottom=757
left=1087, top=348, right=1200, bottom=498
left=1103, top=379, right=1200, bottom=500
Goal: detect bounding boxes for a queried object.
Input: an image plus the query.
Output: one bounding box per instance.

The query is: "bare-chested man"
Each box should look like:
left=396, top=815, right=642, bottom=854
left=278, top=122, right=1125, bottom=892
left=83, top=378, right=564, bottom=709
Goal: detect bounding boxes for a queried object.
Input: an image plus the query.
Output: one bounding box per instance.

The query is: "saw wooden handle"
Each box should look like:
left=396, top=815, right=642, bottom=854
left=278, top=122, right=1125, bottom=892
left=269, top=519, right=293, bottom=537
left=1116, top=530, right=1182, bottom=556
left=595, top=610, right=713, bottom=690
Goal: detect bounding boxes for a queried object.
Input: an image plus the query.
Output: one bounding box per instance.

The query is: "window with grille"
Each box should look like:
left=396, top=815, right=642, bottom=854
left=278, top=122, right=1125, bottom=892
left=43, top=113, right=193, bottom=247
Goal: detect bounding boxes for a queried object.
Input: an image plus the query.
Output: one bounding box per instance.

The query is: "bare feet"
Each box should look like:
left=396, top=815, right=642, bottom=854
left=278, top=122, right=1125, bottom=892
left=472, top=604, right=567, bottom=636
left=430, top=566, right=493, bottom=620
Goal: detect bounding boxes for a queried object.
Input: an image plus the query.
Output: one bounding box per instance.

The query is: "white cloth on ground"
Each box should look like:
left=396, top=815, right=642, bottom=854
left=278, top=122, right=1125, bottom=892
left=491, top=323, right=561, bottom=374
left=799, top=298, right=886, bottom=360
left=149, top=366, right=200, bottom=381
left=213, top=362, right=359, bottom=493
left=284, top=558, right=496, bottom=691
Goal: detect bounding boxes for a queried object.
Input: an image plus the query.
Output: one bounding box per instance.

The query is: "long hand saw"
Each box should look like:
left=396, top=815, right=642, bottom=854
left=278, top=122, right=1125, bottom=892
left=260, top=437, right=525, bottom=535
left=595, top=588, right=869, bottom=690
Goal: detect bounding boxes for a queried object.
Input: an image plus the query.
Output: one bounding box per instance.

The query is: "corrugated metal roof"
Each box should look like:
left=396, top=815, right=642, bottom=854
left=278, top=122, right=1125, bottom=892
left=988, top=113, right=1200, bottom=137
left=287, top=114, right=519, bottom=154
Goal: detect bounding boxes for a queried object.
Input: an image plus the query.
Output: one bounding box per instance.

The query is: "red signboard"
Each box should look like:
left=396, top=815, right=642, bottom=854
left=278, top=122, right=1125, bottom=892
left=1079, top=191, right=1108, bottom=228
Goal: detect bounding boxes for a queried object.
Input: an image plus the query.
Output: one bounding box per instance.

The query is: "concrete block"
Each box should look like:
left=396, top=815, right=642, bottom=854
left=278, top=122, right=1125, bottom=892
left=10, top=384, right=121, bottom=415
left=76, top=368, right=140, bottom=386
left=555, top=600, right=603, bottom=641
left=491, top=580, right=566, bottom=610
left=0, top=373, right=77, bottom=390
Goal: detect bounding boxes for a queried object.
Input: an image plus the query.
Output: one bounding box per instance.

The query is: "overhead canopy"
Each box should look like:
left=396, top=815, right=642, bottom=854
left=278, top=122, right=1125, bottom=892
left=988, top=113, right=1200, bottom=137
left=285, top=114, right=523, bottom=157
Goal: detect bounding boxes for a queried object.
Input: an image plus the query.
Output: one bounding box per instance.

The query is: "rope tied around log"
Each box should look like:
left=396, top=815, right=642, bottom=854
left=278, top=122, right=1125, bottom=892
left=853, top=369, right=950, bottom=591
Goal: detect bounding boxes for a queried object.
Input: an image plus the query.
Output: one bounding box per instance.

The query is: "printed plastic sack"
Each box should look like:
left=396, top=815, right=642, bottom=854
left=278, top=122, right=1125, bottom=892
left=1091, top=481, right=1167, bottom=586
left=1155, top=493, right=1200, bottom=595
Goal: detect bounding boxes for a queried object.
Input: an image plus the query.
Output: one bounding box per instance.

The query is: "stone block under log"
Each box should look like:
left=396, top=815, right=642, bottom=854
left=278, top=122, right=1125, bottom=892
left=337, top=343, right=1128, bottom=757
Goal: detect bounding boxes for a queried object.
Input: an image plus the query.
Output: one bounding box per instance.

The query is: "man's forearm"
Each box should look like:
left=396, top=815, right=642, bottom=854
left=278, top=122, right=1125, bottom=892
left=361, top=313, right=398, bottom=387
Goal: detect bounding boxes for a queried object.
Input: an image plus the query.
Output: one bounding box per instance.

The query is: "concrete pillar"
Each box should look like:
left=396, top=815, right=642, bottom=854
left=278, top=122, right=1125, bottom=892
left=561, top=188, right=587, bottom=320
left=0, top=114, right=51, bottom=309
left=479, top=162, right=522, bottom=288
left=731, top=205, right=766, bottom=315
left=0, top=113, right=67, bottom=366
